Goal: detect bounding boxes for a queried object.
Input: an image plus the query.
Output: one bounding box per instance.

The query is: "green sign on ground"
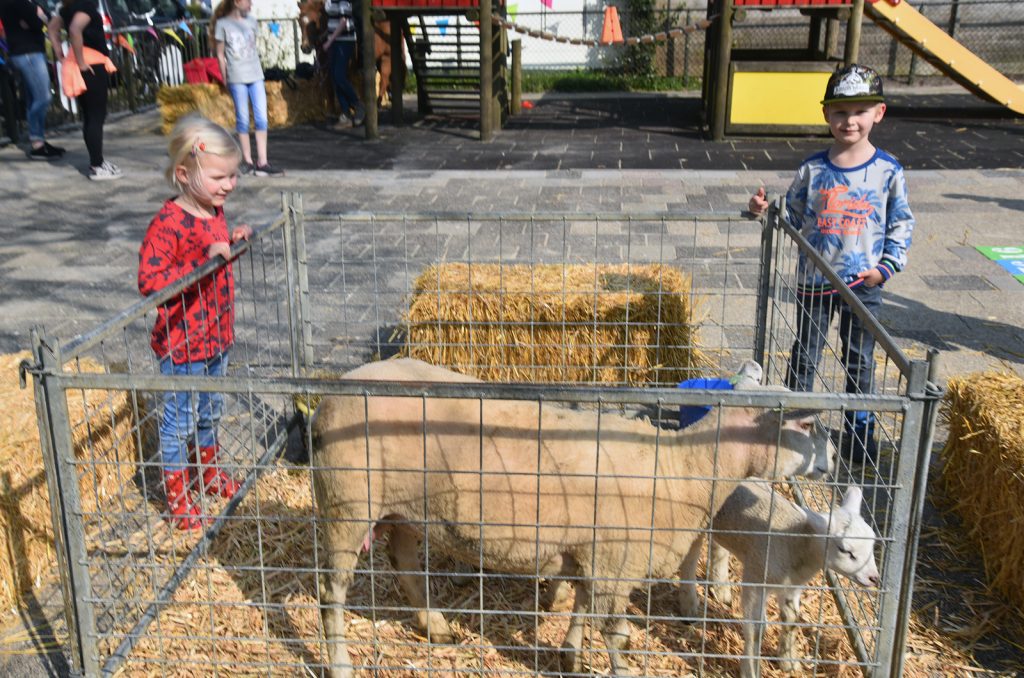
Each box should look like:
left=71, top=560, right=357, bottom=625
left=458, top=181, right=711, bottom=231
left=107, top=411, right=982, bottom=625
left=976, top=246, right=1024, bottom=285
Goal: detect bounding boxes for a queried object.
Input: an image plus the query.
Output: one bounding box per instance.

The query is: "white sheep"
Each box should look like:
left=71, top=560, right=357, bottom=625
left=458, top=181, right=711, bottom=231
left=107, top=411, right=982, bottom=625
left=677, top=482, right=880, bottom=678
left=311, top=357, right=837, bottom=677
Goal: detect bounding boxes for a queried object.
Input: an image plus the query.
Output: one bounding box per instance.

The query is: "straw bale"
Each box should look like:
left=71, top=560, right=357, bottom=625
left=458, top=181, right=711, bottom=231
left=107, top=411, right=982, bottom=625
left=157, top=80, right=337, bottom=135
left=938, top=371, right=1024, bottom=609
left=0, top=352, right=137, bottom=625
left=402, top=263, right=710, bottom=386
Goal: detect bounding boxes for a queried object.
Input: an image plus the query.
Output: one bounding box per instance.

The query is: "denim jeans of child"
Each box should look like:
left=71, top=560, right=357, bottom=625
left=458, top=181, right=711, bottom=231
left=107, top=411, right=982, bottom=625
left=786, top=284, right=882, bottom=438
left=158, top=352, right=228, bottom=472
left=227, top=81, right=268, bottom=133
left=10, top=52, right=52, bottom=143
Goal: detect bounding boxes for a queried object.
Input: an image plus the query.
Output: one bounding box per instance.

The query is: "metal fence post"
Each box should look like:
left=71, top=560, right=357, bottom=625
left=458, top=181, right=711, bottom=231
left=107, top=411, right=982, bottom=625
left=28, top=329, right=100, bottom=677
left=890, top=350, right=944, bottom=678
left=281, top=192, right=302, bottom=377
left=292, top=193, right=314, bottom=372
left=876, top=358, right=931, bottom=677
left=753, top=209, right=775, bottom=368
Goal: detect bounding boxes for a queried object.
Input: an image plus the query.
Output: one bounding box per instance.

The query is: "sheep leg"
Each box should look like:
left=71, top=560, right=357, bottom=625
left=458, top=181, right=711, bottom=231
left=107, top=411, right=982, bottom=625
left=387, top=523, right=453, bottom=643
left=776, top=586, right=803, bottom=673
left=677, top=534, right=704, bottom=618
left=318, top=532, right=360, bottom=678
left=559, top=579, right=590, bottom=674
left=739, top=584, right=768, bottom=678
left=540, top=578, right=574, bottom=611
left=600, top=612, right=633, bottom=676
left=708, top=540, right=733, bottom=607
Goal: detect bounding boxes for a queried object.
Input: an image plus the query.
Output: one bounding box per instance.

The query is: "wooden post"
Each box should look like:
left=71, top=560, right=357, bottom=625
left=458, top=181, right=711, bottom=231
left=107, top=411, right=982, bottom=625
left=711, top=0, right=733, bottom=141
left=511, top=39, right=521, bottom=115
left=479, top=0, right=493, bottom=141
left=390, top=14, right=405, bottom=125
left=845, top=0, right=865, bottom=66
left=361, top=0, right=378, bottom=138
left=825, top=16, right=840, bottom=59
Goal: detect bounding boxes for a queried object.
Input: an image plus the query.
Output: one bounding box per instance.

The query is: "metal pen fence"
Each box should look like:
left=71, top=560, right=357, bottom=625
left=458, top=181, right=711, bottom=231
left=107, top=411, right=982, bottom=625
left=23, top=195, right=940, bottom=676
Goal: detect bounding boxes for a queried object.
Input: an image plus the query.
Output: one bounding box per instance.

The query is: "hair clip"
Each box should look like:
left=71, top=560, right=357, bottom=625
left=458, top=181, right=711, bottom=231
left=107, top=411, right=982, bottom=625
left=191, top=140, right=207, bottom=156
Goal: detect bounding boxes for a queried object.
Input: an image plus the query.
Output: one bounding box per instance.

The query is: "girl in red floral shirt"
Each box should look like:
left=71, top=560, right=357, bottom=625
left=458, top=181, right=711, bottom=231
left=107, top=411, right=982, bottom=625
left=138, top=115, right=252, bottom=530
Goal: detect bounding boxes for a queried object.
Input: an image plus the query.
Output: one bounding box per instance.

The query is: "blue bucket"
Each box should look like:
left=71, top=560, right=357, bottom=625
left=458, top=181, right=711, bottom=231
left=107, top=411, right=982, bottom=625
left=677, top=378, right=734, bottom=429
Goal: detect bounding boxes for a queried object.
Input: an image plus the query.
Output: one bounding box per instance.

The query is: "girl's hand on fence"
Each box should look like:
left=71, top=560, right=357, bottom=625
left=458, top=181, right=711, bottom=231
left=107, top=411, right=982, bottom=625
left=208, top=241, right=231, bottom=261
left=231, top=224, right=252, bottom=242
left=748, top=187, right=768, bottom=217
left=857, top=268, right=885, bottom=288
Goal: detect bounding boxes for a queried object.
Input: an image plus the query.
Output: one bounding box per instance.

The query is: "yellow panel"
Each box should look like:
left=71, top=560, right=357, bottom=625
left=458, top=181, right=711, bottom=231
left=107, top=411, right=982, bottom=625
left=730, top=71, right=832, bottom=126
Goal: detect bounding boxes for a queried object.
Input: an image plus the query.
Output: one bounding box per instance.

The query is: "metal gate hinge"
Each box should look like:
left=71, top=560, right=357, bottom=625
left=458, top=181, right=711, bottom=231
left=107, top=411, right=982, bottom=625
left=910, top=381, right=945, bottom=403
left=18, top=359, right=43, bottom=389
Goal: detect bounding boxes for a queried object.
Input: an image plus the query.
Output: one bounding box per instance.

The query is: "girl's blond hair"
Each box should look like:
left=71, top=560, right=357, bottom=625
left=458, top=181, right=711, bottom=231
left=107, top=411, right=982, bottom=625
left=165, top=115, right=241, bottom=198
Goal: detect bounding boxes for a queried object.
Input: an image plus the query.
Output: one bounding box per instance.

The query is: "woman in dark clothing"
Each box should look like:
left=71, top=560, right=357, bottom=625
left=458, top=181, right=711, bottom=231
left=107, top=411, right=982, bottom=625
left=0, top=0, right=65, bottom=158
left=47, top=0, right=122, bottom=180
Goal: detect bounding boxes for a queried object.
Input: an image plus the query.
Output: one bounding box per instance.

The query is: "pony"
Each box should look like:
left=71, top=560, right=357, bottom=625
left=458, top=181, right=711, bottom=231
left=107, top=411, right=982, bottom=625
left=297, top=0, right=396, bottom=109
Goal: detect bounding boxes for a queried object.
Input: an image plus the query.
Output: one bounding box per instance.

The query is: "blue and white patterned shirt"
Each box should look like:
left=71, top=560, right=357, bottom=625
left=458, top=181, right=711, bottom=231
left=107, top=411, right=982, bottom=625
left=785, top=148, right=914, bottom=295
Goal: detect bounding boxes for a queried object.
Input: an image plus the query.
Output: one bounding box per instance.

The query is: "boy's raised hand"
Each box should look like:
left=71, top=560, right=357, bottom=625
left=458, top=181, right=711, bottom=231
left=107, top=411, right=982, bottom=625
left=748, top=186, right=769, bottom=216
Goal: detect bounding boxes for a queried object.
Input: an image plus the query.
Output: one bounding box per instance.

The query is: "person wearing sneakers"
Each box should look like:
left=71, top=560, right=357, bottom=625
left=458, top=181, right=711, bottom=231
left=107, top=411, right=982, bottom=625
left=47, top=0, right=120, bottom=179
left=212, top=0, right=284, bottom=176
left=1, top=0, right=66, bottom=159
left=138, top=115, right=251, bottom=530
left=322, top=0, right=365, bottom=129
left=748, top=64, right=915, bottom=464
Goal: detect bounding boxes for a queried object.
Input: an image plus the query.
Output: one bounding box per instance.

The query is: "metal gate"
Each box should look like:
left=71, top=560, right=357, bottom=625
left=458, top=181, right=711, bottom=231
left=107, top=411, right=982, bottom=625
left=24, top=194, right=940, bottom=677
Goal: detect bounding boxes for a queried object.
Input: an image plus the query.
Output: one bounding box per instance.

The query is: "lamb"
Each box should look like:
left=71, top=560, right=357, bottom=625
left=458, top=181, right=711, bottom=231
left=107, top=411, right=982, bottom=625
left=677, top=482, right=880, bottom=678
left=311, top=357, right=837, bottom=677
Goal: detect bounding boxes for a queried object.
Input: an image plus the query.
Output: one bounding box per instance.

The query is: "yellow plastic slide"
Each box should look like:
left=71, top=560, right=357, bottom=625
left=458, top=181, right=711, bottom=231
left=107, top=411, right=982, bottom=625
left=865, top=0, right=1024, bottom=114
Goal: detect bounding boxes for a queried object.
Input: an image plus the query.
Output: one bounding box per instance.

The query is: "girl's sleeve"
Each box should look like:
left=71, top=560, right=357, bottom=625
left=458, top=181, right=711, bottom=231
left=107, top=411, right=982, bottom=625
left=878, top=168, right=915, bottom=280
left=214, top=19, right=226, bottom=42
left=138, top=211, right=205, bottom=296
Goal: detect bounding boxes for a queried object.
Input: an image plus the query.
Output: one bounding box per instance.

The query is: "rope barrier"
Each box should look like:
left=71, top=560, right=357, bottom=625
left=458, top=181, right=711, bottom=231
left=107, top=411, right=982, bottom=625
left=492, top=15, right=716, bottom=48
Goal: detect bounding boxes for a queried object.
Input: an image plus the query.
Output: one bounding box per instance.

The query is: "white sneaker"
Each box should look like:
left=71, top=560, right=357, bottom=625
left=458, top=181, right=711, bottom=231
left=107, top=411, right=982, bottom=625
left=89, top=161, right=123, bottom=181
left=333, top=113, right=353, bottom=130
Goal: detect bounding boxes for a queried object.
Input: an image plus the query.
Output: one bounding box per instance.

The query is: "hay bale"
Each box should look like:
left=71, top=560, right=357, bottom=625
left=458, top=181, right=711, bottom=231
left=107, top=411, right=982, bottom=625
left=0, top=352, right=137, bottom=623
left=157, top=80, right=338, bottom=135
left=402, top=263, right=709, bottom=386
left=939, top=371, right=1024, bottom=609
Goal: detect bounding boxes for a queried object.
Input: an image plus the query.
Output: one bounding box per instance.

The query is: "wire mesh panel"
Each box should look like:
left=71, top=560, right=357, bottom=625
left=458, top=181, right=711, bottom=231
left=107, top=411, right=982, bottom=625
left=26, top=196, right=938, bottom=677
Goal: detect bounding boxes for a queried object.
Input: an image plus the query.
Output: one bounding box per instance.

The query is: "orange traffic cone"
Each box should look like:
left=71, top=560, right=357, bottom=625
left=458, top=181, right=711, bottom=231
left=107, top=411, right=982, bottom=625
left=601, top=5, right=623, bottom=44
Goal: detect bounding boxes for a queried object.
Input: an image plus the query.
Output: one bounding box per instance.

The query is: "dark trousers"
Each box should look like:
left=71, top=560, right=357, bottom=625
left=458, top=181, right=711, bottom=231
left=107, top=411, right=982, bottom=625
left=329, top=41, right=359, bottom=113
left=79, top=68, right=108, bottom=167
left=786, top=283, right=882, bottom=433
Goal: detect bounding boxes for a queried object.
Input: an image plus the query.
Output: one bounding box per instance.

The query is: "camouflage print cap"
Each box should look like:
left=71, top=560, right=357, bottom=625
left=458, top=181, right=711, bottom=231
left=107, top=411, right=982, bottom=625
left=821, top=64, right=885, bottom=105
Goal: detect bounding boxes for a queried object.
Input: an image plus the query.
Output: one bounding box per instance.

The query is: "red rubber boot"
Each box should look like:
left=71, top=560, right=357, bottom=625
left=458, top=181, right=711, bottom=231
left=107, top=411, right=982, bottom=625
left=162, top=470, right=202, bottom=530
left=195, top=445, right=241, bottom=499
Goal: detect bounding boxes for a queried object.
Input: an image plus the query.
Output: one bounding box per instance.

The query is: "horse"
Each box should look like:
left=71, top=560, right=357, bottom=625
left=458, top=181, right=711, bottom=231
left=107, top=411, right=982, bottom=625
left=297, top=0, right=395, bottom=109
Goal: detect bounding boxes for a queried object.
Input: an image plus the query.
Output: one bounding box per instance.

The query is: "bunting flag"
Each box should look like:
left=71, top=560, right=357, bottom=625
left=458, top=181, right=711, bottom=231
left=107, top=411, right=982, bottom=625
left=163, top=28, right=185, bottom=47
left=437, top=18, right=449, bottom=36
left=178, top=20, right=193, bottom=36
left=146, top=26, right=159, bottom=40
left=540, top=0, right=552, bottom=8
left=117, top=33, right=136, bottom=54
left=507, top=3, right=518, bottom=22
left=269, top=21, right=281, bottom=37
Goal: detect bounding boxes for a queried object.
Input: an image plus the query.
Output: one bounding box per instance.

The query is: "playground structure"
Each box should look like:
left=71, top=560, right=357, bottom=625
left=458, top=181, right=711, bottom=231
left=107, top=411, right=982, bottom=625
left=703, top=0, right=1024, bottom=139
left=357, top=0, right=509, bottom=140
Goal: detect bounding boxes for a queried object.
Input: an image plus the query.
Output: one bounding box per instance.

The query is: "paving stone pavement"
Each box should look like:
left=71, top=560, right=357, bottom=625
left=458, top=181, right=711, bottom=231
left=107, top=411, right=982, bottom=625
left=0, top=89, right=1022, bottom=676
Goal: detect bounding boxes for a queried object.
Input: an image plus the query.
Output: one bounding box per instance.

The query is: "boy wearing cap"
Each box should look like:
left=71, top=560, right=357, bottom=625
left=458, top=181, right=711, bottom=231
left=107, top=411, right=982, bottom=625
left=748, top=64, right=915, bottom=463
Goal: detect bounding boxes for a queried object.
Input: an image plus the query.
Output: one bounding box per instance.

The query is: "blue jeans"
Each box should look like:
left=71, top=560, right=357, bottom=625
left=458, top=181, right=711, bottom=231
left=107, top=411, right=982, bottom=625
left=786, top=283, right=882, bottom=434
left=158, top=352, right=228, bottom=472
left=329, top=41, right=359, bottom=112
left=10, top=52, right=52, bottom=143
left=227, top=81, right=268, bottom=133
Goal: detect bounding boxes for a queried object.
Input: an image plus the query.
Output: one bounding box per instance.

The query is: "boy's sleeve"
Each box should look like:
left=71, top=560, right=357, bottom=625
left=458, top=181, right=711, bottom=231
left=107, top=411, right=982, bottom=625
left=138, top=211, right=206, bottom=296
left=783, top=165, right=809, bottom=229
left=877, top=169, right=915, bottom=281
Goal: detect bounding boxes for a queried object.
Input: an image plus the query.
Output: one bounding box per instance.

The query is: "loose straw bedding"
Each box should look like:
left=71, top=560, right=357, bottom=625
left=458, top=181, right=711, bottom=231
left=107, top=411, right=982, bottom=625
left=402, top=263, right=711, bottom=386
left=939, top=371, right=1024, bottom=609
